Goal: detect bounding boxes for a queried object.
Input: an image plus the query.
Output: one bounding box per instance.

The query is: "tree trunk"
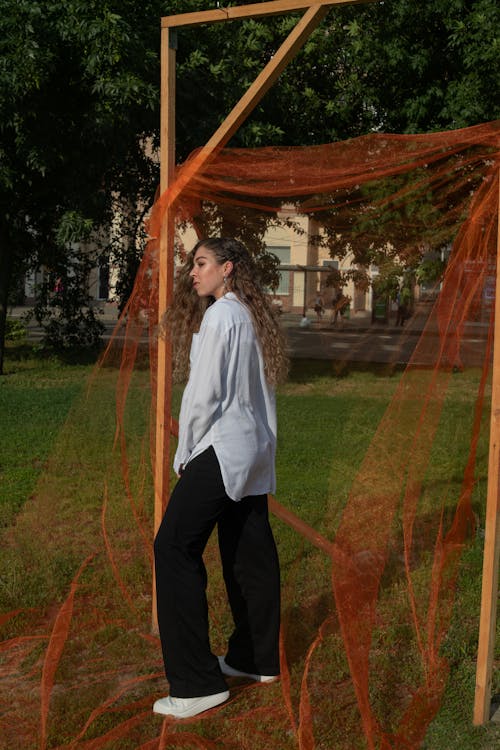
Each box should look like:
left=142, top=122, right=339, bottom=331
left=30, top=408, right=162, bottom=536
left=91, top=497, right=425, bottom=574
left=0, top=234, right=13, bottom=376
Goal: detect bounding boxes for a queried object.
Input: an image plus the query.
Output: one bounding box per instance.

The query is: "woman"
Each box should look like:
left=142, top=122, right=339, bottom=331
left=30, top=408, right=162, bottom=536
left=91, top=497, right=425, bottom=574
left=153, top=237, right=288, bottom=719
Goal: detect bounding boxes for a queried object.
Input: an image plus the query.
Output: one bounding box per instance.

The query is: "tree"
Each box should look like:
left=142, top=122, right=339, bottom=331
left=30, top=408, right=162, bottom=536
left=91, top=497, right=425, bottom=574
left=0, top=0, right=163, bottom=372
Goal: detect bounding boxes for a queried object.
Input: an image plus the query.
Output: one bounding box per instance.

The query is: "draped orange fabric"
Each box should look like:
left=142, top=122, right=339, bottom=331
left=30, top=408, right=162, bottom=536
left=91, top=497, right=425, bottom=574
left=1, top=121, right=498, bottom=749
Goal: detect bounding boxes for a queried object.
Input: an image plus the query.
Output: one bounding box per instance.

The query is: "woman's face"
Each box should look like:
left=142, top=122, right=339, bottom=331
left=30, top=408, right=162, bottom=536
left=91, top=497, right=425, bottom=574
left=190, top=246, right=232, bottom=299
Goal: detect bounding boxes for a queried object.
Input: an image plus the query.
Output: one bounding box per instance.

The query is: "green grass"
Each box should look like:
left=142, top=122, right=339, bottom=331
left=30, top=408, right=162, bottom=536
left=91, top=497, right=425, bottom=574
left=0, top=345, right=95, bottom=527
left=0, top=346, right=498, bottom=750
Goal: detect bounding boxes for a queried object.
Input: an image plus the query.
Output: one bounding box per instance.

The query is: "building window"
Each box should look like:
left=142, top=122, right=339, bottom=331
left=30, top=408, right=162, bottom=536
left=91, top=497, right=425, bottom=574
left=268, top=245, right=290, bottom=295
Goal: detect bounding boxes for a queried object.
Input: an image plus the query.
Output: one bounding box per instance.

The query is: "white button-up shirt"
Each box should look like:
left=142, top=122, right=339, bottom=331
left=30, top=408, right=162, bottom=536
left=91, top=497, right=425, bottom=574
left=173, top=292, right=277, bottom=501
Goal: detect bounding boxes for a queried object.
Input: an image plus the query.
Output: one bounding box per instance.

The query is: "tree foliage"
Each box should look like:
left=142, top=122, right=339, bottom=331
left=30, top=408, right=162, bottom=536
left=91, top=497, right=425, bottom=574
left=0, top=0, right=163, bottom=368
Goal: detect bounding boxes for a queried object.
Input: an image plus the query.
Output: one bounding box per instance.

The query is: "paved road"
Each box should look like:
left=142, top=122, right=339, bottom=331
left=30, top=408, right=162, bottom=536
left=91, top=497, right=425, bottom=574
left=286, top=324, right=420, bottom=365
left=285, top=318, right=490, bottom=367
left=13, top=305, right=490, bottom=367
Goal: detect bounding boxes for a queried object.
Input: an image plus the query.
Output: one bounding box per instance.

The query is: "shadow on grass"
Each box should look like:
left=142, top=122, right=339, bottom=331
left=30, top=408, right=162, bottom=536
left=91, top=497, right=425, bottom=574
left=6, top=341, right=410, bottom=378
left=4, top=341, right=103, bottom=366
left=5, top=340, right=154, bottom=370
left=288, top=358, right=405, bottom=383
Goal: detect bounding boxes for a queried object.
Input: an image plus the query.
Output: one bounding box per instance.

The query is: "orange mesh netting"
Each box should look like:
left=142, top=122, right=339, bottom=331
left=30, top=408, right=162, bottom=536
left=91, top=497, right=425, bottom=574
left=0, top=120, right=499, bottom=749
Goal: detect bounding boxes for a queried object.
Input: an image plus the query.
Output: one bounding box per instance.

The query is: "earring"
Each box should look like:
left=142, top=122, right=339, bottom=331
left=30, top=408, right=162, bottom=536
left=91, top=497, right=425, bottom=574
left=223, top=276, right=227, bottom=286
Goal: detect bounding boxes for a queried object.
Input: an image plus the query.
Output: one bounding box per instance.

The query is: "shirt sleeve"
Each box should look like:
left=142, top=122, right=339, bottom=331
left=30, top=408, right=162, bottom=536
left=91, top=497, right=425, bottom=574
left=173, top=318, right=231, bottom=472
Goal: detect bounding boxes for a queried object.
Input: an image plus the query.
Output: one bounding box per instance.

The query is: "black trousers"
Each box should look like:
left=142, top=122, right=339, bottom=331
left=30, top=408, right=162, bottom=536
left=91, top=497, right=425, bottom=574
left=154, top=446, right=281, bottom=698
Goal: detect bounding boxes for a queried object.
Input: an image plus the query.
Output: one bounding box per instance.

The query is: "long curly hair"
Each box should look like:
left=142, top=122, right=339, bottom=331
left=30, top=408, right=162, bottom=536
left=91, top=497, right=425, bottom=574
left=162, top=237, right=288, bottom=385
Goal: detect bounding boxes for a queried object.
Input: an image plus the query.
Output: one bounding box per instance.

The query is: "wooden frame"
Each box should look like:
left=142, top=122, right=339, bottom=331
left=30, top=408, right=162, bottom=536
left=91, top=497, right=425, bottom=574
left=473, top=175, right=500, bottom=724
left=162, top=0, right=375, bottom=29
left=155, top=0, right=499, bottom=726
left=152, top=26, right=176, bottom=631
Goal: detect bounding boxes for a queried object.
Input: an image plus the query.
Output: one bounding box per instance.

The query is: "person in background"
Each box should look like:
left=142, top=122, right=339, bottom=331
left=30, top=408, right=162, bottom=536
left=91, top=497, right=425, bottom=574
left=313, top=292, right=324, bottom=321
left=396, top=289, right=407, bottom=326
left=153, top=237, right=288, bottom=719
left=332, top=290, right=350, bottom=325
left=331, top=288, right=342, bottom=324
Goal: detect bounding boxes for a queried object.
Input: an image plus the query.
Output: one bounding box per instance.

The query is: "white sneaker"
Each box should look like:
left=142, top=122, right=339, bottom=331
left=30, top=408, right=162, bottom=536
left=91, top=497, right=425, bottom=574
left=153, top=690, right=229, bottom=718
left=218, top=655, right=278, bottom=683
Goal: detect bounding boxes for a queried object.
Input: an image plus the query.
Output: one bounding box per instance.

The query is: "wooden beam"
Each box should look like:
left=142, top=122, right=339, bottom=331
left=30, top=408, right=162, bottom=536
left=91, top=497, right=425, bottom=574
left=162, top=0, right=376, bottom=29
left=161, top=3, right=329, bottom=211
left=159, top=31, right=177, bottom=197
left=152, top=26, right=176, bottom=632
left=474, top=173, right=500, bottom=724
